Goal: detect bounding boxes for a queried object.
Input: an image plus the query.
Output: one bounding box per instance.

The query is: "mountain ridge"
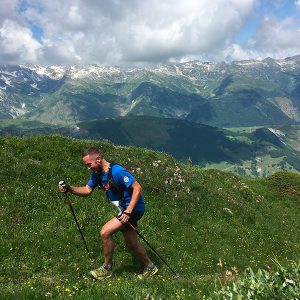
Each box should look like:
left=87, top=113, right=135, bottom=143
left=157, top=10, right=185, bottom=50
left=1, top=55, right=300, bottom=127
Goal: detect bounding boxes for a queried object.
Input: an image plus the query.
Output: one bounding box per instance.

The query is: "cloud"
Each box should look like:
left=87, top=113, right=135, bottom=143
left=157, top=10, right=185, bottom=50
left=0, top=19, right=41, bottom=63
left=296, top=0, right=300, bottom=10
left=0, top=0, right=18, bottom=23
left=219, top=15, right=300, bottom=62
left=117, top=0, right=254, bottom=62
left=246, top=17, right=300, bottom=58
left=0, top=0, right=299, bottom=65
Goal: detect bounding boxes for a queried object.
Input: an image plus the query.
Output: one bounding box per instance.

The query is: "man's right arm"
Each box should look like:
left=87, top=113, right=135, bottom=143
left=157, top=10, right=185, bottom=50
left=58, top=182, right=94, bottom=197
left=69, top=185, right=94, bottom=197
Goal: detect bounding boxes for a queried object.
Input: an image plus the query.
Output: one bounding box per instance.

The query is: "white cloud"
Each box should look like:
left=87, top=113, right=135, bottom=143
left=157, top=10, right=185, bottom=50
left=247, top=17, right=300, bottom=58
left=0, top=0, right=18, bottom=23
left=0, top=20, right=41, bottom=63
left=0, top=0, right=299, bottom=65
left=296, top=0, right=300, bottom=10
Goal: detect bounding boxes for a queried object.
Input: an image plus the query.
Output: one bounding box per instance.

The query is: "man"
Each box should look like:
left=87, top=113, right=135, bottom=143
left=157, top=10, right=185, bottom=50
left=58, top=147, right=158, bottom=280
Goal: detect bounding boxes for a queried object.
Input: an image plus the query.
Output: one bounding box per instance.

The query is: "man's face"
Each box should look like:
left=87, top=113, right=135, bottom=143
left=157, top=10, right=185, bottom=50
left=83, top=154, right=102, bottom=172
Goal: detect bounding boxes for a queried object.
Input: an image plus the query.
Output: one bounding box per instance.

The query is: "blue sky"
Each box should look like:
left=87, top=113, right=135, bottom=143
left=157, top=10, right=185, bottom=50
left=236, top=1, right=299, bottom=44
left=0, top=0, right=300, bottom=66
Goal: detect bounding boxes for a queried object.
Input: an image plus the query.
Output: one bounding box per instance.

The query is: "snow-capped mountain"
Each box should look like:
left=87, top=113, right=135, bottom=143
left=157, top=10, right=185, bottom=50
left=0, top=55, right=300, bottom=126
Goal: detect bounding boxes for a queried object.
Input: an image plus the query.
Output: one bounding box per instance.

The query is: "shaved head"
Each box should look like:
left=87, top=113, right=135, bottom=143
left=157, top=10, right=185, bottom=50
left=82, top=147, right=103, bottom=159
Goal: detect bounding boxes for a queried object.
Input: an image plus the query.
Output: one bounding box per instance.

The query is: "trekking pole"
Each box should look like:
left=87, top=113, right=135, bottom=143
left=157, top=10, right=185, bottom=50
left=128, top=222, right=180, bottom=278
left=59, top=181, right=93, bottom=261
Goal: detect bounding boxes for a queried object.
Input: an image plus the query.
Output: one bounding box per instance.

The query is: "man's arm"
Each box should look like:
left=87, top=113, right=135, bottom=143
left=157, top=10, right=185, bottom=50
left=118, top=180, right=142, bottom=224
left=125, top=181, right=142, bottom=213
left=59, top=183, right=94, bottom=197
left=70, top=185, right=94, bottom=197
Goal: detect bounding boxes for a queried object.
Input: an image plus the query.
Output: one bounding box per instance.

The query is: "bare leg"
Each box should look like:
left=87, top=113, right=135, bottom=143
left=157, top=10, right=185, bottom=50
left=122, top=227, right=152, bottom=266
left=100, top=217, right=123, bottom=267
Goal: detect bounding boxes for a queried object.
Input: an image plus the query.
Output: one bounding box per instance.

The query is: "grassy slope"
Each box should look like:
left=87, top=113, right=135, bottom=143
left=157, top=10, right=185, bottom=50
left=0, top=135, right=299, bottom=299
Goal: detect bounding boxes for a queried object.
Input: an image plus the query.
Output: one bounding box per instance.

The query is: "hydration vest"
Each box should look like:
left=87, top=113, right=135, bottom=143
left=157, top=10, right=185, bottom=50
left=98, top=163, right=131, bottom=209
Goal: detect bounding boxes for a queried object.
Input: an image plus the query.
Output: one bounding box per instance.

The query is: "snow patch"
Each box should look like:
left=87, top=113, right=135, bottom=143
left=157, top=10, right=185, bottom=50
left=268, top=128, right=285, bottom=137
left=30, top=83, right=39, bottom=90
left=0, top=75, right=14, bottom=87
left=23, top=65, right=67, bottom=80
left=268, top=128, right=286, bottom=145
left=9, top=106, right=27, bottom=117
left=0, top=70, right=18, bottom=77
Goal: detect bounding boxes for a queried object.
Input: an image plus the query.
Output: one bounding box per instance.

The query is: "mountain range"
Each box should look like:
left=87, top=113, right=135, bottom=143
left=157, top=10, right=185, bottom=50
left=1, top=56, right=300, bottom=177
left=1, top=55, right=300, bottom=127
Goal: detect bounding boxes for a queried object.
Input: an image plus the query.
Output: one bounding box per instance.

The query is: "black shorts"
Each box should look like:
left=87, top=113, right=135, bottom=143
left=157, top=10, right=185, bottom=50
left=117, top=210, right=144, bottom=230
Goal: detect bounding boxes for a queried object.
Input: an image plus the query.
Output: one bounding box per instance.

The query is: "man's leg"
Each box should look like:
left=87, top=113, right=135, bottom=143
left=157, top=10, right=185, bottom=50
left=90, top=217, right=123, bottom=280
left=123, top=226, right=158, bottom=278
left=100, top=217, right=124, bottom=267
left=122, top=227, right=151, bottom=266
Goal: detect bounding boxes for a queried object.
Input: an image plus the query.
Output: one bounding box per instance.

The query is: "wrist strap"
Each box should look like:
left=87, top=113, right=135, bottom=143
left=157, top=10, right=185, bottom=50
left=123, top=212, right=131, bottom=216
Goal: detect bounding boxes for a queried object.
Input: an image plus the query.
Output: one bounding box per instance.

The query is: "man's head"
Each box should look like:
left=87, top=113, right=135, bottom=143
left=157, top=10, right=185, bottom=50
left=82, top=147, right=104, bottom=172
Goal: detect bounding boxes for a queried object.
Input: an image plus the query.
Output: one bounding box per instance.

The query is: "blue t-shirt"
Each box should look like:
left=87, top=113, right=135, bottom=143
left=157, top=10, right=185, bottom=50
left=87, top=164, right=145, bottom=212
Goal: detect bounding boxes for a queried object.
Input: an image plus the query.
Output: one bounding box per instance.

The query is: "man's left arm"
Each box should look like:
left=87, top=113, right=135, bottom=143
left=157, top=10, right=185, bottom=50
left=126, top=180, right=142, bottom=213
left=118, top=181, right=142, bottom=223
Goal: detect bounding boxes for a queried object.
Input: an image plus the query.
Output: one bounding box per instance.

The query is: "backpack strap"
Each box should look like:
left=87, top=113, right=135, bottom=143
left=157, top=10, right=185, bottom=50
left=100, top=162, right=128, bottom=210
left=97, top=163, right=122, bottom=191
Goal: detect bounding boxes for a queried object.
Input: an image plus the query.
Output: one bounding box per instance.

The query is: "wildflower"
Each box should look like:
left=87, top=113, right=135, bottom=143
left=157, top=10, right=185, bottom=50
left=231, top=266, right=238, bottom=278
left=152, top=160, right=161, bottom=167
left=265, top=262, right=273, bottom=271
left=241, top=182, right=248, bottom=188
left=217, top=258, right=223, bottom=269
left=223, top=207, right=233, bottom=215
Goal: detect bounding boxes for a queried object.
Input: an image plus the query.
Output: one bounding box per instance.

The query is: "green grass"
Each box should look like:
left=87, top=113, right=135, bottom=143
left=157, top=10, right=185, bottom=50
left=0, top=135, right=299, bottom=299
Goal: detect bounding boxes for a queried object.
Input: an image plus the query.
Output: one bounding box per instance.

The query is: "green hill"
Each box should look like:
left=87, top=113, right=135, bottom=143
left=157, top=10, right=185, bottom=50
left=1, top=117, right=300, bottom=178
left=77, top=116, right=252, bottom=164
left=77, top=117, right=300, bottom=175
left=0, top=135, right=299, bottom=299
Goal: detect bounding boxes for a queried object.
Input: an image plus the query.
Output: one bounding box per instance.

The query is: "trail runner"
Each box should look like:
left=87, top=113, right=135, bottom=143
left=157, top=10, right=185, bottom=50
left=58, top=147, right=158, bottom=280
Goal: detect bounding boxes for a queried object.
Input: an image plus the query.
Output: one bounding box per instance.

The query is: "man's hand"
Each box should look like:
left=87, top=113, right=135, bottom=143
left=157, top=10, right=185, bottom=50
left=117, top=211, right=131, bottom=224
left=58, top=180, right=70, bottom=193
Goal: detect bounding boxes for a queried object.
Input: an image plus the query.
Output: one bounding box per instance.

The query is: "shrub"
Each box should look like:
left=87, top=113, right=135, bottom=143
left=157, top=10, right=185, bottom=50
left=207, top=260, right=300, bottom=300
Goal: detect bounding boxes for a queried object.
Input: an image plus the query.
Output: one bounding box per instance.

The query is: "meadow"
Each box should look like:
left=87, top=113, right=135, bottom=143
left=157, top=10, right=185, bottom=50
left=0, top=135, right=299, bottom=299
